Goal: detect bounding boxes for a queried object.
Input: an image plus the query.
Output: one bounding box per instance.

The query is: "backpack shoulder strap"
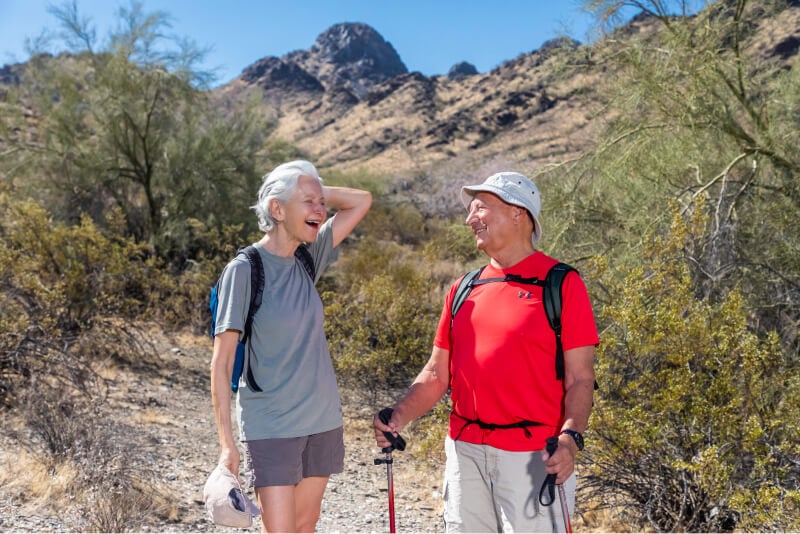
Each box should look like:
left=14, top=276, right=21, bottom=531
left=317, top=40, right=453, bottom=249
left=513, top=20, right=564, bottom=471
left=451, top=266, right=485, bottom=320
left=237, top=246, right=265, bottom=392
left=294, top=244, right=316, bottom=281
left=543, top=262, right=576, bottom=381
left=239, top=246, right=265, bottom=344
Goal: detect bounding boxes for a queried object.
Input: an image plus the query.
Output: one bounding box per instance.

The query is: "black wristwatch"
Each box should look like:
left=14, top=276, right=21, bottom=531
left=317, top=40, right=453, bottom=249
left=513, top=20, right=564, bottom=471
left=560, top=429, right=585, bottom=451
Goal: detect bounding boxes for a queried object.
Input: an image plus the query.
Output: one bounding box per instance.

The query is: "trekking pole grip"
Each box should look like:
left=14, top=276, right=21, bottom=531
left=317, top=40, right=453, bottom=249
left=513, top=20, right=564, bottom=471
left=539, top=437, right=559, bottom=506
left=543, top=436, right=573, bottom=533
left=378, top=408, right=406, bottom=453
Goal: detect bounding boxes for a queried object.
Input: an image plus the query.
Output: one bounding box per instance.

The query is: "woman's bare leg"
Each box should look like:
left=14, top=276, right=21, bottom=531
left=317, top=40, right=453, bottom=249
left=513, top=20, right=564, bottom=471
left=294, top=476, right=330, bottom=532
left=255, top=476, right=330, bottom=533
left=257, top=485, right=295, bottom=533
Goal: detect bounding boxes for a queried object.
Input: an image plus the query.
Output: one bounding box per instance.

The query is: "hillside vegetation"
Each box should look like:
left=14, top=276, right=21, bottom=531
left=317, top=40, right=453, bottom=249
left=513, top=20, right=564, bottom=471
left=1, top=0, right=799, bottom=531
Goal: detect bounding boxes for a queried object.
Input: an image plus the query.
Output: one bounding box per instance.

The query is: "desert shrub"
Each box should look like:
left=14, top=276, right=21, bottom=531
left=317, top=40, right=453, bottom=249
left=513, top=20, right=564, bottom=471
left=0, top=194, right=232, bottom=411
left=1, top=197, right=149, bottom=405
left=542, top=0, right=800, bottom=358
left=148, top=217, right=246, bottom=333
left=324, top=238, right=442, bottom=402
left=358, top=200, right=429, bottom=246
left=410, top=397, right=451, bottom=463
left=80, top=486, right=160, bottom=533
left=18, top=382, right=104, bottom=461
left=72, top=424, right=173, bottom=533
left=585, top=200, right=800, bottom=532
left=423, top=220, right=481, bottom=265
left=5, top=4, right=268, bottom=260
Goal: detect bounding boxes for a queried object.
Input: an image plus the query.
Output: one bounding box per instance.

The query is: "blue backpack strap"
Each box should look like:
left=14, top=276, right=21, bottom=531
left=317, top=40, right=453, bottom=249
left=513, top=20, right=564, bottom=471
left=209, top=282, right=222, bottom=338
left=542, top=262, right=576, bottom=381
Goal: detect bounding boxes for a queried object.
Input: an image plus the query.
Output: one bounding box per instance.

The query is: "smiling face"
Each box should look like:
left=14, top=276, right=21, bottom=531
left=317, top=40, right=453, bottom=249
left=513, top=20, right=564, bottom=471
left=465, top=192, right=527, bottom=254
left=272, top=174, right=327, bottom=244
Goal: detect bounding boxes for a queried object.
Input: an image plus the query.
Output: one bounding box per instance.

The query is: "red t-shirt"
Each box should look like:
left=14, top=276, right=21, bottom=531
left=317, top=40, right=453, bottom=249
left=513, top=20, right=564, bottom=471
left=434, top=251, right=599, bottom=451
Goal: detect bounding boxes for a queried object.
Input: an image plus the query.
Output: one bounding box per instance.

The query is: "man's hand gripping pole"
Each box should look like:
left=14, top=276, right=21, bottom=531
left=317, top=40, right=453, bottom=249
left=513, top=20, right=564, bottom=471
left=374, top=408, right=406, bottom=533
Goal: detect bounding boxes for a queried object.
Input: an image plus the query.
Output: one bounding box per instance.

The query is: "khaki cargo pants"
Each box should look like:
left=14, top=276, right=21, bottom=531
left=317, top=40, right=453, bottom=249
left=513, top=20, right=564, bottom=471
left=442, top=436, right=576, bottom=533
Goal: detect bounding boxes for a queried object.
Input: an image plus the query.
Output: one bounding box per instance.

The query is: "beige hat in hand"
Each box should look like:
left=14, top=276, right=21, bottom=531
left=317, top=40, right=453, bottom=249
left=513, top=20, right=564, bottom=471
left=203, top=464, right=261, bottom=528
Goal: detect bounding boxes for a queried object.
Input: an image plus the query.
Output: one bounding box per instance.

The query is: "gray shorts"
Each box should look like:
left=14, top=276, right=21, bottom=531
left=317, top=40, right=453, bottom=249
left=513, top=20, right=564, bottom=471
left=244, top=426, right=344, bottom=487
left=442, top=436, right=576, bottom=533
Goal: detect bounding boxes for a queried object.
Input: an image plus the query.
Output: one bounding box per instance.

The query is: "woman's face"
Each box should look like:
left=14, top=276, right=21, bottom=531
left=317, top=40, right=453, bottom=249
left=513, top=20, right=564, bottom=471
left=280, top=174, right=327, bottom=243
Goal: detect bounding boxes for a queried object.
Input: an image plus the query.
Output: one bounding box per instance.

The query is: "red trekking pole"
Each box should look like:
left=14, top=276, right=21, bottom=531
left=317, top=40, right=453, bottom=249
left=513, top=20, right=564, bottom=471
left=374, top=408, right=406, bottom=533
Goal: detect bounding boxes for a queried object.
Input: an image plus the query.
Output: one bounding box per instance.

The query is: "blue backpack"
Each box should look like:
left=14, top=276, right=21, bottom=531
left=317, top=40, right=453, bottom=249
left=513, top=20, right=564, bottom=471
left=209, top=245, right=315, bottom=392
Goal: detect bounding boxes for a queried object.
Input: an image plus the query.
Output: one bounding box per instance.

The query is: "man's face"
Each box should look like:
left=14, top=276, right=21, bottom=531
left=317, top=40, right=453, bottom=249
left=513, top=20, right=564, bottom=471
left=465, top=192, right=521, bottom=252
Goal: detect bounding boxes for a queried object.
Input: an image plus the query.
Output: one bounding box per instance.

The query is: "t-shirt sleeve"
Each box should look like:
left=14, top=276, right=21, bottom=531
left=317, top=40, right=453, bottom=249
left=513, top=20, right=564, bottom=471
left=213, top=258, right=250, bottom=338
left=306, top=218, right=340, bottom=283
left=560, top=270, right=600, bottom=351
left=433, top=279, right=461, bottom=350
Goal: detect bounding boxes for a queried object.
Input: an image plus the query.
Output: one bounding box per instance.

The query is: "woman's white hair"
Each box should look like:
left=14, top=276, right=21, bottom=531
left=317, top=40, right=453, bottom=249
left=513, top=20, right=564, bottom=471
left=252, top=160, right=323, bottom=232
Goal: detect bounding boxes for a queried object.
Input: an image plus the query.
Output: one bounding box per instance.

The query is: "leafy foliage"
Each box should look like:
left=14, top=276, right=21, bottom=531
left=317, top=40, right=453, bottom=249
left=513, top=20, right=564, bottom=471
left=1, top=1, right=268, bottom=263
left=558, top=0, right=800, bottom=352
left=0, top=190, right=232, bottom=408
left=324, top=238, right=443, bottom=401
left=585, top=200, right=800, bottom=531
left=1, top=1, right=800, bottom=531
left=525, top=1, right=800, bottom=530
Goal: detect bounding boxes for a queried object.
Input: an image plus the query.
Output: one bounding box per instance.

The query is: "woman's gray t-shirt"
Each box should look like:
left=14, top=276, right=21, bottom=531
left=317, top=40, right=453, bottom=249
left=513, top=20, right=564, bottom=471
left=213, top=220, right=342, bottom=440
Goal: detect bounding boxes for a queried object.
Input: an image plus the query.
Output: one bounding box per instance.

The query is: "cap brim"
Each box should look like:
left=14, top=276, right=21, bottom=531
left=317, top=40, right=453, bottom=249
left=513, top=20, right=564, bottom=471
left=461, top=184, right=500, bottom=210
left=243, top=494, right=261, bottom=516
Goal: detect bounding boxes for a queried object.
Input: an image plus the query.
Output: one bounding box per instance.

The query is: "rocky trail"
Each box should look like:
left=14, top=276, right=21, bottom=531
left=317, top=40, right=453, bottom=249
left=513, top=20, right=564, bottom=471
left=0, top=328, right=443, bottom=533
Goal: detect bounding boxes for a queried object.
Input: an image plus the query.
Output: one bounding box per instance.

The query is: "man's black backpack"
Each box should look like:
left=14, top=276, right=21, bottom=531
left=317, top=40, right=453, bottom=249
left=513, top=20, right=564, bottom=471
left=450, top=263, right=576, bottom=382
left=209, top=245, right=315, bottom=392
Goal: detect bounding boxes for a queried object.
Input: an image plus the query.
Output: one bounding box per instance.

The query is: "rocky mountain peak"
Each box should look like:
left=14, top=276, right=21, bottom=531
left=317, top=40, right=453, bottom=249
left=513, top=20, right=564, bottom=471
left=447, top=61, right=478, bottom=79
left=312, top=22, right=406, bottom=73
left=281, top=22, right=407, bottom=99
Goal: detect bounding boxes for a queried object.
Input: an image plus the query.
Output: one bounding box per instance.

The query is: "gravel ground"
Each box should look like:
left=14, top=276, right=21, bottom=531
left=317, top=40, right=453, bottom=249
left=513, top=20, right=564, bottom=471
left=0, top=329, right=444, bottom=533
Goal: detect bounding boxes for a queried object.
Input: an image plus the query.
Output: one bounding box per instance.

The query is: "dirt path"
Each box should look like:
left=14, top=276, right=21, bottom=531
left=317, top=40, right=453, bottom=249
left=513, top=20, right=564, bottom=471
left=160, top=330, right=444, bottom=532
left=0, top=327, right=443, bottom=532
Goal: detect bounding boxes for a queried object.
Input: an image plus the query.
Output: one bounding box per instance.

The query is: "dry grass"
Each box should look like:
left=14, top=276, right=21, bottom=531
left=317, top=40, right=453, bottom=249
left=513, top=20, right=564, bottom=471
left=0, top=443, right=79, bottom=503
left=95, top=360, right=121, bottom=381
left=132, top=406, right=174, bottom=425
left=0, top=420, right=175, bottom=531
left=79, top=480, right=177, bottom=533
left=577, top=501, right=651, bottom=533
left=571, top=482, right=660, bottom=533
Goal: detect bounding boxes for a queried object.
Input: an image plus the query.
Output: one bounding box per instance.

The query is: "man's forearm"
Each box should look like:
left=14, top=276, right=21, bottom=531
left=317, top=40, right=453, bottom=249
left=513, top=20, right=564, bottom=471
left=391, top=346, right=450, bottom=430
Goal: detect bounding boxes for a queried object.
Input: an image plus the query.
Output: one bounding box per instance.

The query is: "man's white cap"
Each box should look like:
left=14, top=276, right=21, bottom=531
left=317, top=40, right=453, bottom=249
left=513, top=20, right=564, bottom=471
left=461, top=171, right=543, bottom=244
left=203, top=465, right=261, bottom=528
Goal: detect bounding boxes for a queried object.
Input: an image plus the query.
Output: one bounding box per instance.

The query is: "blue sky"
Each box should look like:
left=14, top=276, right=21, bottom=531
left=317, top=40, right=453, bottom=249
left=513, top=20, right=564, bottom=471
left=1, top=1, right=621, bottom=87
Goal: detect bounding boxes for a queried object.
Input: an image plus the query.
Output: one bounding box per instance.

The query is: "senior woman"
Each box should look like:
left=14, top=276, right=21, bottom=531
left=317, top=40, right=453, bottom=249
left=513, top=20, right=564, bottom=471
left=210, top=160, right=372, bottom=532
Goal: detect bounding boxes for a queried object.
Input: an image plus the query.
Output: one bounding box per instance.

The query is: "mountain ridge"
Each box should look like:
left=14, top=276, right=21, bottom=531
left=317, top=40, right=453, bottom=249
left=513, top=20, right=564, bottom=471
left=3, top=5, right=799, bottom=178
left=210, top=5, right=799, bottom=176
left=213, top=21, right=602, bottom=175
